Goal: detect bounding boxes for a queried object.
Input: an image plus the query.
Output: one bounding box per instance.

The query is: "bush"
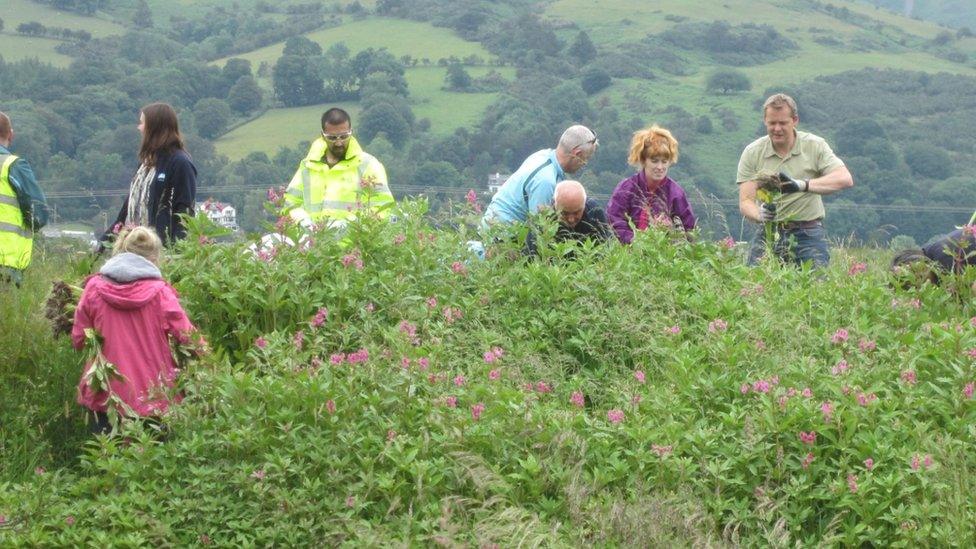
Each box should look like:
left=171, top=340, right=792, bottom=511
left=580, top=67, right=612, bottom=95
left=2, top=204, right=976, bottom=545
left=706, top=69, right=751, bottom=95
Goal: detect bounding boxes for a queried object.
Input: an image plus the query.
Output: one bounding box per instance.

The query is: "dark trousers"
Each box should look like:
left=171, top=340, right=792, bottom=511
left=747, top=224, right=830, bottom=268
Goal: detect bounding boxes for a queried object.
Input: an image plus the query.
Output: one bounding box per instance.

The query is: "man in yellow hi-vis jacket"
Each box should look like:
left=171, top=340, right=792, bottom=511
left=0, top=111, right=49, bottom=287
left=283, top=108, right=393, bottom=228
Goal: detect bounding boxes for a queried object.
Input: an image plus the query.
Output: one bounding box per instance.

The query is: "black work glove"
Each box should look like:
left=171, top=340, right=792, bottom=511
left=778, top=171, right=809, bottom=194
left=758, top=202, right=776, bottom=223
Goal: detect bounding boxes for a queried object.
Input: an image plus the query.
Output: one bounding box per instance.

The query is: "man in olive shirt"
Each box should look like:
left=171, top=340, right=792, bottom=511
left=736, top=93, right=854, bottom=267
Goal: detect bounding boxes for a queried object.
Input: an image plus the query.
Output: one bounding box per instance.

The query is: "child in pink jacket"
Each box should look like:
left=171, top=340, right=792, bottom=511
left=73, top=226, right=195, bottom=434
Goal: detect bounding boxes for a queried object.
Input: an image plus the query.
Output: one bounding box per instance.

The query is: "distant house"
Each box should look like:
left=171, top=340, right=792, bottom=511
left=486, top=172, right=510, bottom=196
left=196, top=199, right=238, bottom=230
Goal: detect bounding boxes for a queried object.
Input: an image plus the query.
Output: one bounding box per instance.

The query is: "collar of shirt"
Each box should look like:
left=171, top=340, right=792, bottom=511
left=636, top=169, right=673, bottom=195
left=763, top=130, right=803, bottom=159
left=547, top=148, right=565, bottom=180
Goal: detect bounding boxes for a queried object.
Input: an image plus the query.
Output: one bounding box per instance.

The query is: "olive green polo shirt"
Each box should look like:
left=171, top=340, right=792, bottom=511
left=736, top=130, right=845, bottom=222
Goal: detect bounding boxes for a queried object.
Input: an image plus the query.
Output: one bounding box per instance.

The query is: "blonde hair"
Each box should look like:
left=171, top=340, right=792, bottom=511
left=113, top=226, right=163, bottom=264
left=628, top=125, right=679, bottom=167
left=763, top=93, right=798, bottom=118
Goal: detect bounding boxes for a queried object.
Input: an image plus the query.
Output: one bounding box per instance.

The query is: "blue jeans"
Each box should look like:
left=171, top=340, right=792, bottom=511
left=747, top=224, right=830, bottom=268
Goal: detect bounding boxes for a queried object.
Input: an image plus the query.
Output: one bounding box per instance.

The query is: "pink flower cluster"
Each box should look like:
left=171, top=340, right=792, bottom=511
left=399, top=320, right=420, bottom=345
left=483, top=346, right=504, bottom=363
left=442, top=306, right=463, bottom=324
left=651, top=444, right=673, bottom=457
left=451, top=261, right=467, bottom=275
left=901, top=370, right=917, bottom=386
left=847, top=474, right=858, bottom=494
left=444, top=396, right=458, bottom=408
left=831, top=360, right=850, bottom=376
left=910, top=454, right=934, bottom=471
left=801, top=452, right=815, bottom=469
left=607, top=409, right=625, bottom=424
left=326, top=399, right=336, bottom=414
left=341, top=250, right=364, bottom=270
left=864, top=457, right=874, bottom=470
left=858, top=339, right=876, bottom=353
left=847, top=262, right=867, bottom=276
left=856, top=392, right=877, bottom=406
left=665, top=325, right=681, bottom=335
left=820, top=401, right=834, bottom=422
left=393, top=233, right=406, bottom=245
left=251, top=469, right=266, bottom=480
left=255, top=336, right=268, bottom=349
left=471, top=402, right=486, bottom=420
left=708, top=318, right=728, bottom=333
left=798, top=431, right=817, bottom=445
left=964, top=382, right=974, bottom=399
left=426, top=296, right=438, bottom=309
left=293, top=330, right=304, bottom=350
left=454, top=375, right=466, bottom=387
left=570, top=391, right=585, bottom=408
left=718, top=236, right=736, bottom=250
left=634, top=370, right=646, bottom=384
left=830, top=328, right=849, bottom=345
left=534, top=381, right=553, bottom=393
left=741, top=375, right=780, bottom=394
left=488, top=369, right=501, bottom=381
left=330, top=353, right=345, bottom=365
left=310, top=307, right=328, bottom=328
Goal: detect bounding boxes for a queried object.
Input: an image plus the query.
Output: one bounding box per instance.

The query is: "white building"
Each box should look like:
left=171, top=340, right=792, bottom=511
left=196, top=199, right=238, bottom=230
left=486, top=172, right=510, bottom=196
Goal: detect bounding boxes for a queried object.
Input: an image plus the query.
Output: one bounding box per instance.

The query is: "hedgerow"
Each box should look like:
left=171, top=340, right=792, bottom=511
left=1, top=201, right=975, bottom=545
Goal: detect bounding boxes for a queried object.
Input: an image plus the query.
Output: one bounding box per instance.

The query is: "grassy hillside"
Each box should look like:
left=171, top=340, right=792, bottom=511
left=1, top=0, right=126, bottom=66
left=216, top=66, right=514, bottom=160
left=213, top=17, right=492, bottom=69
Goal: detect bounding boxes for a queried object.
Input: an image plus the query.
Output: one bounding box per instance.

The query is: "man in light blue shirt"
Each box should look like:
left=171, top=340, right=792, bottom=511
left=482, top=125, right=598, bottom=227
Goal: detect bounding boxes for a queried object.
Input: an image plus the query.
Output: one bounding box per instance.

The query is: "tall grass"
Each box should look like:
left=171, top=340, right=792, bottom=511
left=0, top=239, right=91, bottom=482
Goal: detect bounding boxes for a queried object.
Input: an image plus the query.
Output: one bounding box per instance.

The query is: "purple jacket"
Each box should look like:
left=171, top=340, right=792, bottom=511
left=606, top=171, right=696, bottom=244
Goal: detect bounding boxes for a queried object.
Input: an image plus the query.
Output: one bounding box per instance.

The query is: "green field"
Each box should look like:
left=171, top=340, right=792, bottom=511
left=213, top=17, right=492, bottom=70
left=5, top=0, right=125, bottom=38
left=0, top=33, right=72, bottom=67
left=215, top=102, right=359, bottom=160
left=1, top=0, right=126, bottom=65
left=215, top=66, right=515, bottom=160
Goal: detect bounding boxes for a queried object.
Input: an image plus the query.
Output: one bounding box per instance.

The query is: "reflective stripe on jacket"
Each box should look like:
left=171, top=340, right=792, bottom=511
left=0, top=154, right=32, bottom=270
left=283, top=136, right=393, bottom=224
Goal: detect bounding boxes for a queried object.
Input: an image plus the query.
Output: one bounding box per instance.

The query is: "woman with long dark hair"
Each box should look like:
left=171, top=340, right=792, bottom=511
left=103, top=103, right=196, bottom=247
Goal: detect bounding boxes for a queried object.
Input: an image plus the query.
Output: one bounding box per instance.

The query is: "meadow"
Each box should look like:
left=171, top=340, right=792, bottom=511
left=1, top=199, right=974, bottom=545
left=215, top=66, right=515, bottom=160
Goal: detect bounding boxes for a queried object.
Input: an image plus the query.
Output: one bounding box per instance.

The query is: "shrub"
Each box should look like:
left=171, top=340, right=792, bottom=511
left=2, top=201, right=976, bottom=545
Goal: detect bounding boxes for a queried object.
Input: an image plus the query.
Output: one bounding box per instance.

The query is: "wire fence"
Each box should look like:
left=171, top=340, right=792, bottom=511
left=41, top=184, right=976, bottom=214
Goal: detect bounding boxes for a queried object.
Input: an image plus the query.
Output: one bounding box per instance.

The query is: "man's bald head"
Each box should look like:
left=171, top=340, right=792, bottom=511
left=554, top=180, right=587, bottom=228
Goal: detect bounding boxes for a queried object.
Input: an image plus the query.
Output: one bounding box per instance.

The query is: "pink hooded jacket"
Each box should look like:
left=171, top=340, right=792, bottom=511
left=73, top=253, right=194, bottom=417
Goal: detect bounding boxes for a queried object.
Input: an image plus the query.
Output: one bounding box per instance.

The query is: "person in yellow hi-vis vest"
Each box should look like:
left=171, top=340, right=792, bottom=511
left=283, top=108, right=393, bottom=228
left=0, top=111, right=49, bottom=287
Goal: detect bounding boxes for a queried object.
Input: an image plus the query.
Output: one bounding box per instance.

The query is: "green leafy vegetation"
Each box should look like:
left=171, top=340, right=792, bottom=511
left=2, top=206, right=976, bottom=544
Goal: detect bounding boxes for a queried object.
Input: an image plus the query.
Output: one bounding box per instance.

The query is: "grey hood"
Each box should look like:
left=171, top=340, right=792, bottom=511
left=99, top=252, right=162, bottom=283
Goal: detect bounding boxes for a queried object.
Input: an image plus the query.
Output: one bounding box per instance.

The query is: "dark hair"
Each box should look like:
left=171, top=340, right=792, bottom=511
left=139, top=103, right=184, bottom=167
left=321, top=108, right=351, bottom=129
left=0, top=112, right=10, bottom=139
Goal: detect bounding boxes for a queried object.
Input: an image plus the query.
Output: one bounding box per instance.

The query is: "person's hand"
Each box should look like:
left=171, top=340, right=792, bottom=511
left=778, top=171, right=809, bottom=193
left=758, top=202, right=776, bottom=223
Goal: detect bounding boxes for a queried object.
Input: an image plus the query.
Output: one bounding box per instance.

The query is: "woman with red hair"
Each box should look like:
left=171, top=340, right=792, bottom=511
left=606, top=125, right=696, bottom=244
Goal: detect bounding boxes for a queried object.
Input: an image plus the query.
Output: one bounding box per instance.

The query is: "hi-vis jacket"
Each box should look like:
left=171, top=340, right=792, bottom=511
left=0, top=152, right=44, bottom=271
left=283, top=136, right=393, bottom=225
